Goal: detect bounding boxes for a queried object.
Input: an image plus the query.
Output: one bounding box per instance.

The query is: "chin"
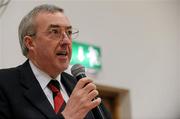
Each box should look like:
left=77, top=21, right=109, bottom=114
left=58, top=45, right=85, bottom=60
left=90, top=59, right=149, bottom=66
left=59, top=63, right=69, bottom=71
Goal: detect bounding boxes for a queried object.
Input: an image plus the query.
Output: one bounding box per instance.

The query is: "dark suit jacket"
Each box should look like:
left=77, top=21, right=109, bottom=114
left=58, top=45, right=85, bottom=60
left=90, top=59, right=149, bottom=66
left=0, top=60, right=111, bottom=119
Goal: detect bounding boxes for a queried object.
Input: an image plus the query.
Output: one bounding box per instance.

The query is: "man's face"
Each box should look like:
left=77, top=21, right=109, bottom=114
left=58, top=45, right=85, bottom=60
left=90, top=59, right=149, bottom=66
left=28, top=12, right=72, bottom=77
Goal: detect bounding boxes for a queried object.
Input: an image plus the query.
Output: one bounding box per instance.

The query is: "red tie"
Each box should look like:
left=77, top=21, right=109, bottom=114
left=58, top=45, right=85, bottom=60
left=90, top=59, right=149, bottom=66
left=48, top=80, right=65, bottom=113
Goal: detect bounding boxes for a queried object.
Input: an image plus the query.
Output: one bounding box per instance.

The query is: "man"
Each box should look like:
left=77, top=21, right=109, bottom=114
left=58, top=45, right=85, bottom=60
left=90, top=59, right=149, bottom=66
left=0, top=4, right=111, bottom=119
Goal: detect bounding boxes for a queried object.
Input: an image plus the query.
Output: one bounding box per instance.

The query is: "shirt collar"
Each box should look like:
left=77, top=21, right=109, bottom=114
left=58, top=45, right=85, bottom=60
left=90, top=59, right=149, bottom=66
left=29, top=60, right=61, bottom=90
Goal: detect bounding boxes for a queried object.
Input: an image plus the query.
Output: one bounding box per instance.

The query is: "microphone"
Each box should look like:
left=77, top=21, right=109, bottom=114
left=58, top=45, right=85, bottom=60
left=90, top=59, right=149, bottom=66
left=71, top=64, right=106, bottom=119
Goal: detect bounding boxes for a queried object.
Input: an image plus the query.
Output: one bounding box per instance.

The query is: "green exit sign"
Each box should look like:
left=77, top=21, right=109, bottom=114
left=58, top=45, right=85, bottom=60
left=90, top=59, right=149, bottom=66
left=70, top=41, right=102, bottom=71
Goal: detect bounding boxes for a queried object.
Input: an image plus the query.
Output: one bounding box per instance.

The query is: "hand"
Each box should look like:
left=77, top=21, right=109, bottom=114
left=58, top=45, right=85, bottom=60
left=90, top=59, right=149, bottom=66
left=61, top=78, right=101, bottom=119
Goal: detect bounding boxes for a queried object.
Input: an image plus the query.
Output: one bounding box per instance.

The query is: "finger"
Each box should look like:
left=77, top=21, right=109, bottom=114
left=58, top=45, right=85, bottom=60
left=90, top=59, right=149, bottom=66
left=87, top=90, right=99, bottom=101
left=83, top=82, right=96, bottom=94
left=74, top=78, right=92, bottom=90
left=89, top=97, right=101, bottom=109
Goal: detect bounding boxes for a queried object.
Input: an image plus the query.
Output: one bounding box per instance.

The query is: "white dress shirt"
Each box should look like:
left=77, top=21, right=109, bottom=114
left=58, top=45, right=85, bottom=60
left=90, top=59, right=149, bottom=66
left=29, top=60, right=69, bottom=109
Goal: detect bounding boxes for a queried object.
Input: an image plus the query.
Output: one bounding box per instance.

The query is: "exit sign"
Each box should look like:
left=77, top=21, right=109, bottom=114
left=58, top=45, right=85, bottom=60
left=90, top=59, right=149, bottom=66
left=70, top=41, right=102, bottom=71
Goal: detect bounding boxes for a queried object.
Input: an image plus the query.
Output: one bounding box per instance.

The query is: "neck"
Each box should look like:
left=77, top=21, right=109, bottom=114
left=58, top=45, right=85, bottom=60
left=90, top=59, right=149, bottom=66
left=29, top=58, right=60, bottom=79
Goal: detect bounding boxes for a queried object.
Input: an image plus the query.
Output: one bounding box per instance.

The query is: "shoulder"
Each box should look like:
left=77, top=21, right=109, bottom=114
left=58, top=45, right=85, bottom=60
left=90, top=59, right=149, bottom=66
left=0, top=60, right=28, bottom=85
left=0, top=60, right=30, bottom=83
left=0, top=66, right=21, bottom=85
left=0, top=67, right=22, bottom=95
left=0, top=67, right=19, bottom=79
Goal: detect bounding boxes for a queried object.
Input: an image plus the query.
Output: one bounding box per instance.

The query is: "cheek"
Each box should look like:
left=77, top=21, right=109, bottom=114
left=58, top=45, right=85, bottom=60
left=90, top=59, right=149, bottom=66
left=36, top=47, right=49, bottom=59
left=35, top=42, right=55, bottom=58
left=69, top=45, right=72, bottom=57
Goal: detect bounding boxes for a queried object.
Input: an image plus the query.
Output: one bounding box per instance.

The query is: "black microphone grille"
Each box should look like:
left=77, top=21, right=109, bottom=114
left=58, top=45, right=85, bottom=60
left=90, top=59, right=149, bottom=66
left=71, top=64, right=85, bottom=77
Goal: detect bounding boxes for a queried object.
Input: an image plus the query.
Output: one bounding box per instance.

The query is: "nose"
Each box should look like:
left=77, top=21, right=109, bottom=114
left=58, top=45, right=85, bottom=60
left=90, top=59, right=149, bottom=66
left=60, top=32, right=71, bottom=45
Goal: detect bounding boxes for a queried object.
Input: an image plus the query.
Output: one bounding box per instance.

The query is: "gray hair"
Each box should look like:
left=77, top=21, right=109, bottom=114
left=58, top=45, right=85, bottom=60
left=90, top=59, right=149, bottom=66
left=18, top=4, right=64, bottom=57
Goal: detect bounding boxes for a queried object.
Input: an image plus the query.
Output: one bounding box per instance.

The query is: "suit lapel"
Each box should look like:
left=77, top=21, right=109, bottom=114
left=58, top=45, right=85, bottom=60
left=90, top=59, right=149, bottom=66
left=61, top=72, right=77, bottom=96
left=19, top=60, right=57, bottom=119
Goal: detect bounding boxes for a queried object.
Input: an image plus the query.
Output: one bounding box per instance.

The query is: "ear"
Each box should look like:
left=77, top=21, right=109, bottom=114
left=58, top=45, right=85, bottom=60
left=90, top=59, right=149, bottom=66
left=24, top=36, right=35, bottom=51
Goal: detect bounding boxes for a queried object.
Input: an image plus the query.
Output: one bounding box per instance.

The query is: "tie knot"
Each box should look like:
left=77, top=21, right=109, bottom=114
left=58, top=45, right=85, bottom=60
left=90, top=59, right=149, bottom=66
left=48, top=80, right=60, bottom=93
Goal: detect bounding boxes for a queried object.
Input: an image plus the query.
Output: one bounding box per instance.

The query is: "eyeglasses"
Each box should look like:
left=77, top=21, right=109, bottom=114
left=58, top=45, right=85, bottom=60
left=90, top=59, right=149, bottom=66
left=28, top=27, right=79, bottom=40
left=47, top=27, right=79, bottom=40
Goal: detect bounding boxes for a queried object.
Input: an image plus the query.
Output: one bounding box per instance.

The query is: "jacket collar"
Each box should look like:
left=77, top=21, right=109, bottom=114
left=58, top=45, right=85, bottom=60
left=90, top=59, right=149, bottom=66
left=18, top=60, right=57, bottom=119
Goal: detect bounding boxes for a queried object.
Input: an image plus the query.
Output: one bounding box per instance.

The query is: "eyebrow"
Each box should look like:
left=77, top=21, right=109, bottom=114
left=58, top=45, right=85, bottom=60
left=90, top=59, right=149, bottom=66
left=48, top=24, right=72, bottom=29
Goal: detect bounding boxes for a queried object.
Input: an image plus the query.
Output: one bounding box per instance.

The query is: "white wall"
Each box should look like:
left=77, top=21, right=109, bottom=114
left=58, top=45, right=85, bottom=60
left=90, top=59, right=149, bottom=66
left=0, top=19, right=2, bottom=67
left=178, top=0, right=180, bottom=117
left=0, top=0, right=179, bottom=119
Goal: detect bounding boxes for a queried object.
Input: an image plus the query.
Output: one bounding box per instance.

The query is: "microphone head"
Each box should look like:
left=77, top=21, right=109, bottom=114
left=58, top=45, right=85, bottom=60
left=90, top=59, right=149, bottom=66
left=71, top=64, right=85, bottom=77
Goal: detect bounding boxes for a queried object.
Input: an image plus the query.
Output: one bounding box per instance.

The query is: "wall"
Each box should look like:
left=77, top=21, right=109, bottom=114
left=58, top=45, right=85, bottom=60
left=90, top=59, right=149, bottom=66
left=0, top=0, right=179, bottom=119
left=178, top=0, right=180, bottom=116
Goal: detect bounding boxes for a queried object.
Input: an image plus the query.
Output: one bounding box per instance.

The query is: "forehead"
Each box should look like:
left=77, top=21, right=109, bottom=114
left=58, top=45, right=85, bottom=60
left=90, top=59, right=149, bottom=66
left=34, top=12, right=71, bottom=30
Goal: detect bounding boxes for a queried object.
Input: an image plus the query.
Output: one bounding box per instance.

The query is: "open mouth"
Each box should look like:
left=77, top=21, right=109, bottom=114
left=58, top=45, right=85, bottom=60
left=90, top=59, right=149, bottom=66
left=56, top=50, right=67, bottom=56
